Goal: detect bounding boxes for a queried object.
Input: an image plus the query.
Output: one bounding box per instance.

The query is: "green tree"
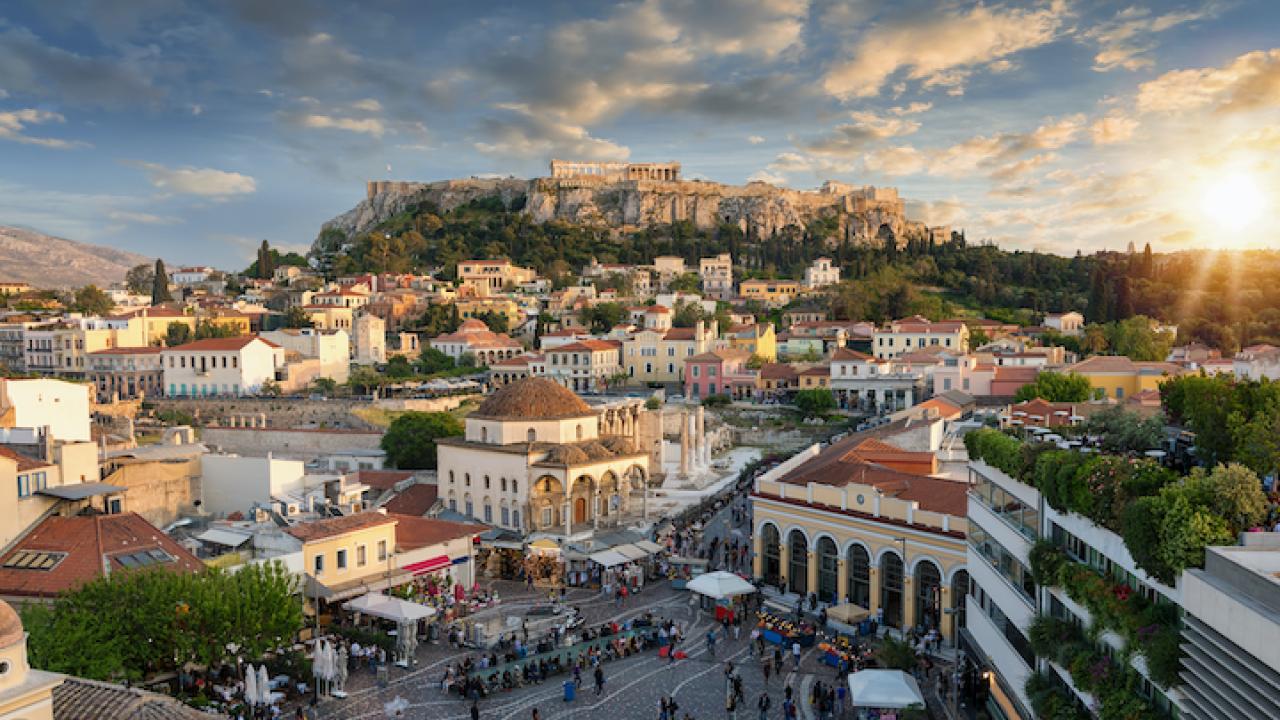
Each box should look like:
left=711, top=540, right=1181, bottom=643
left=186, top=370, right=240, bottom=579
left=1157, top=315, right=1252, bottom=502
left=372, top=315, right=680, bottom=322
left=194, top=319, right=239, bottom=339
left=1156, top=491, right=1234, bottom=576
left=381, top=411, right=464, bottom=469
left=1013, top=371, right=1092, bottom=403
left=348, top=366, right=386, bottom=396
left=669, top=272, right=701, bottom=293
left=794, top=388, right=836, bottom=415
left=151, top=258, right=172, bottom=304
left=385, top=354, right=415, bottom=379
left=582, top=302, right=628, bottom=333
left=672, top=300, right=710, bottom=328
left=416, top=348, right=457, bottom=375
left=1229, top=404, right=1280, bottom=477
left=1081, top=406, right=1166, bottom=454
left=474, top=310, right=510, bottom=334
left=282, top=305, right=314, bottom=329
left=164, top=321, right=192, bottom=347
left=125, top=263, right=154, bottom=295
left=312, top=377, right=338, bottom=395
left=71, top=284, right=113, bottom=315
left=259, top=379, right=282, bottom=397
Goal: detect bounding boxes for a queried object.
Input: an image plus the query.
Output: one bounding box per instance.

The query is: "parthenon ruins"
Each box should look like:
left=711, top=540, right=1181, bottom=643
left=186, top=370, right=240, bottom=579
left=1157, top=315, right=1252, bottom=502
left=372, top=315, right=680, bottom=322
left=549, top=160, right=681, bottom=182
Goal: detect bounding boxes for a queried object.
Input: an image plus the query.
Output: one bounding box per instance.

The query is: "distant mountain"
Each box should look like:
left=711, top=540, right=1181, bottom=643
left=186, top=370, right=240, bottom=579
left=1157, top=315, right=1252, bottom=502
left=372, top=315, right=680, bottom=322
left=0, top=226, right=151, bottom=289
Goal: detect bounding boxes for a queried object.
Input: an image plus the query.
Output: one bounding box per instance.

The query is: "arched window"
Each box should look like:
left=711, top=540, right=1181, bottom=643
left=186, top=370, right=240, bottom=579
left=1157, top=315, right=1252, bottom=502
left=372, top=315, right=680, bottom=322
left=915, top=561, right=943, bottom=633
left=881, top=553, right=904, bottom=629
left=788, top=530, right=808, bottom=595
left=762, top=525, right=781, bottom=586
left=846, top=545, right=871, bottom=608
left=511, top=480, right=518, bottom=494
left=448, top=491, right=457, bottom=512
left=512, top=509, right=521, bottom=529
left=816, top=537, right=838, bottom=604
left=501, top=477, right=508, bottom=492
left=464, top=494, right=474, bottom=518
left=527, top=428, right=537, bottom=442
left=449, top=470, right=454, bottom=484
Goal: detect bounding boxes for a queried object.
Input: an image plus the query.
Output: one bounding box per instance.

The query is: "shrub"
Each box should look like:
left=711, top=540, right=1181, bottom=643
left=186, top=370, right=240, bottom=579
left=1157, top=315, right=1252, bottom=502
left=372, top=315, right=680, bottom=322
left=1120, top=497, right=1173, bottom=584
left=701, top=393, right=732, bottom=408
left=1029, top=539, right=1067, bottom=586
left=965, top=428, right=1023, bottom=476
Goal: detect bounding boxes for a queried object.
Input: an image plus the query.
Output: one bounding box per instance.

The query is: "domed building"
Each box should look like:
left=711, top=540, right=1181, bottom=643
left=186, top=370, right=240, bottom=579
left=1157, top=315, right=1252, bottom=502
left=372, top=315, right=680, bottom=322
left=436, top=377, right=649, bottom=537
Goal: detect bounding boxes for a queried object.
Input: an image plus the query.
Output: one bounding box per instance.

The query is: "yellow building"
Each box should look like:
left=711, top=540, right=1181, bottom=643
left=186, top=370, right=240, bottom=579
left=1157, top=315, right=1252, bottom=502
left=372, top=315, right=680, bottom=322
left=873, top=318, right=970, bottom=360
left=1065, top=356, right=1186, bottom=400
left=286, top=512, right=407, bottom=603
left=200, top=310, right=250, bottom=336
left=457, top=259, right=537, bottom=297
left=797, top=365, right=830, bottom=389
left=108, top=306, right=196, bottom=345
left=725, top=323, right=777, bottom=362
left=739, top=279, right=800, bottom=307
left=455, top=298, right=524, bottom=330
left=622, top=322, right=717, bottom=384
left=751, top=435, right=968, bottom=640
left=302, top=304, right=354, bottom=331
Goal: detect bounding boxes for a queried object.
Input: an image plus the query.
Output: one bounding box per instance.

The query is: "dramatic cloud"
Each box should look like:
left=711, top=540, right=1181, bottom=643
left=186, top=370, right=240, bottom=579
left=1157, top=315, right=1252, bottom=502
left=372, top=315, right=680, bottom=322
left=869, top=114, right=1083, bottom=178
left=0, top=25, right=160, bottom=107
left=823, top=1, right=1070, bottom=99
left=1083, top=5, right=1213, bottom=72
left=747, top=169, right=788, bottom=185
left=0, top=108, right=85, bottom=148
left=1137, top=48, right=1280, bottom=114
left=473, top=105, right=629, bottom=161
left=658, top=0, right=809, bottom=59
left=1090, top=113, right=1138, bottom=144
left=131, top=162, right=257, bottom=197
left=800, top=110, right=920, bottom=156
left=905, top=198, right=967, bottom=226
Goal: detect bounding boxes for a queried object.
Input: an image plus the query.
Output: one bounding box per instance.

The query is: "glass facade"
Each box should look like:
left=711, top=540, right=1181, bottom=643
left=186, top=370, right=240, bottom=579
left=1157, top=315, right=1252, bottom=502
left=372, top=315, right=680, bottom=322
left=971, top=469, right=1039, bottom=540
left=968, top=520, right=1036, bottom=604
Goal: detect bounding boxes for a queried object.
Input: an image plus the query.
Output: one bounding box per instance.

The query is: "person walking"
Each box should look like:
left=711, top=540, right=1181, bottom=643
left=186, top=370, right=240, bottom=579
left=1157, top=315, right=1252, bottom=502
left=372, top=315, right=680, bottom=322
left=757, top=692, right=771, bottom=720
left=594, top=665, right=605, bottom=696
left=531, top=710, right=540, bottom=720
left=792, top=641, right=802, bottom=670
left=762, top=657, right=771, bottom=684
left=707, top=629, right=717, bottom=658
left=470, top=701, right=480, bottom=720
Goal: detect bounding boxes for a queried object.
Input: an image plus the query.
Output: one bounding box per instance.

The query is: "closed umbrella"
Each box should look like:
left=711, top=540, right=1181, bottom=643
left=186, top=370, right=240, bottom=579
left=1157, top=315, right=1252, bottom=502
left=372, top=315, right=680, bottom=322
left=334, top=645, right=350, bottom=697
left=257, top=664, right=271, bottom=706
left=244, top=664, right=259, bottom=707
left=312, top=640, right=330, bottom=696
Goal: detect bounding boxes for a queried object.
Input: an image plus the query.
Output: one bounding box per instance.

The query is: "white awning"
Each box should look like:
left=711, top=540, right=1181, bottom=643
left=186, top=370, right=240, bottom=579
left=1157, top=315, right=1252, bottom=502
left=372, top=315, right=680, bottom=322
left=614, top=544, right=648, bottom=561
left=588, top=549, right=629, bottom=567
left=195, top=528, right=253, bottom=547
left=634, top=540, right=664, bottom=554
left=847, top=670, right=926, bottom=710
left=343, top=592, right=437, bottom=623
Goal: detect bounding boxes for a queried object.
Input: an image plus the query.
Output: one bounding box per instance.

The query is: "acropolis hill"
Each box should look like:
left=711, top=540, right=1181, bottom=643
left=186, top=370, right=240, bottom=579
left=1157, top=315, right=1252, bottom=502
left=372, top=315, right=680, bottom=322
left=320, top=161, right=943, bottom=250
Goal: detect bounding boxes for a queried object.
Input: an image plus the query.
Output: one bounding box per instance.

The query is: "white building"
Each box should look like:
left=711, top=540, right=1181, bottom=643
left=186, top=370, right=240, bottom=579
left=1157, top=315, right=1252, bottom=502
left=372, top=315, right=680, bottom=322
left=872, top=317, right=970, bottom=359
left=542, top=340, right=623, bottom=393
left=435, top=378, right=648, bottom=535
left=0, top=378, right=92, bottom=442
left=429, top=319, right=522, bottom=365
left=1233, top=344, right=1280, bottom=381
left=803, top=256, right=841, bottom=289
left=260, top=328, right=351, bottom=384
left=1043, top=311, right=1084, bottom=336
left=829, top=348, right=927, bottom=411
left=699, top=253, right=733, bottom=299
left=172, top=266, right=215, bottom=285
left=200, top=454, right=306, bottom=518
left=161, top=336, right=284, bottom=397
left=352, top=313, right=386, bottom=365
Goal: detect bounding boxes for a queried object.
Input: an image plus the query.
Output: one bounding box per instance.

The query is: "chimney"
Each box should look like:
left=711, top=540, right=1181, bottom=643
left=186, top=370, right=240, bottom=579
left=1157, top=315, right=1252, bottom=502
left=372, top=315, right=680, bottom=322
left=42, top=424, right=54, bottom=462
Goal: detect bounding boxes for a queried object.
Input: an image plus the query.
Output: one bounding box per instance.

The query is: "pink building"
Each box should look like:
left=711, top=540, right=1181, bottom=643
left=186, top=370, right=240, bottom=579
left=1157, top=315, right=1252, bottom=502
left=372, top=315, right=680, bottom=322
left=685, top=349, right=754, bottom=399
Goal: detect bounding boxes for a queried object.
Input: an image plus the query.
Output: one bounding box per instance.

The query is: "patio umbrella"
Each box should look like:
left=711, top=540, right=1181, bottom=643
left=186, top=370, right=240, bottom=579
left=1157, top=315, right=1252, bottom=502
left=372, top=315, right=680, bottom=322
left=244, top=664, right=259, bottom=707
left=686, top=571, right=757, bottom=600
left=257, top=665, right=271, bottom=706
left=334, top=645, right=350, bottom=695
left=312, top=640, right=330, bottom=695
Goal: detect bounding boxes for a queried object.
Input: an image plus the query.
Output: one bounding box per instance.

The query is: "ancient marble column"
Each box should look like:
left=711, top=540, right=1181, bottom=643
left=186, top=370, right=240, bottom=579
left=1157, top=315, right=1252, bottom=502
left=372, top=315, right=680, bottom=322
left=695, top=406, right=706, bottom=470
left=679, top=411, right=690, bottom=477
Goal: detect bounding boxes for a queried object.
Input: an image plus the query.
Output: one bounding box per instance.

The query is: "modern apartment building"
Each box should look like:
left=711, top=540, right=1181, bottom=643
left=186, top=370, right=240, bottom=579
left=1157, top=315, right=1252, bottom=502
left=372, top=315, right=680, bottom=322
left=699, top=253, right=733, bottom=299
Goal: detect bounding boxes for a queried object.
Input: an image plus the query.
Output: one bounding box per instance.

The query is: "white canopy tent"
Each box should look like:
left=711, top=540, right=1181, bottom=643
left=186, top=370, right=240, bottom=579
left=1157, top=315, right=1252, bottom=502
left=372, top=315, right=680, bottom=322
left=685, top=571, right=757, bottom=600
left=588, top=549, right=629, bottom=568
left=847, top=670, right=926, bottom=710
left=343, top=592, right=437, bottom=623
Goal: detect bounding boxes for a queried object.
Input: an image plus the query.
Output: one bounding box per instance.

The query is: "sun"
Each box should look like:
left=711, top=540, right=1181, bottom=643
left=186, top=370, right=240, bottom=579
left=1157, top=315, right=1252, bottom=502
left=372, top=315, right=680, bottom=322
left=1202, top=171, right=1266, bottom=232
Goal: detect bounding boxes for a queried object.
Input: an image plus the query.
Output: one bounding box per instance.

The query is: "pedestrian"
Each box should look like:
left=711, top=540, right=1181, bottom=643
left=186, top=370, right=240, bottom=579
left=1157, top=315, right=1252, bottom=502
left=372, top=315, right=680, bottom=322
left=757, top=692, right=771, bottom=720
left=733, top=617, right=741, bottom=641
left=792, top=641, right=802, bottom=669
left=470, top=701, right=480, bottom=720
left=835, top=683, right=846, bottom=717
left=762, top=657, right=771, bottom=684
left=660, top=696, right=670, bottom=720
left=749, top=627, right=760, bottom=656
left=532, top=710, right=540, bottom=720
left=707, top=629, right=717, bottom=657
left=573, top=664, right=582, bottom=688
left=594, top=665, right=605, bottom=696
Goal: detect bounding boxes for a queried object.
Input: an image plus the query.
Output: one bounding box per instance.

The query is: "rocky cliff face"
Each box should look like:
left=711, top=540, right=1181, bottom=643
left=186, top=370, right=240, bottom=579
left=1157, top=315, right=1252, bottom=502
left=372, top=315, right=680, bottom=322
left=316, top=175, right=926, bottom=255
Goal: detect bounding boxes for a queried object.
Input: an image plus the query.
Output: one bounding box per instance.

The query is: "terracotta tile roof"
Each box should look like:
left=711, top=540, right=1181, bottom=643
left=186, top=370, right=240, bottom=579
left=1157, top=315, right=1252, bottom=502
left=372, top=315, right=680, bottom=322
left=391, top=514, right=485, bottom=551
left=759, top=363, right=798, bottom=380
left=832, top=348, right=873, bottom=361
left=108, top=306, right=188, bottom=319
left=645, top=305, right=671, bottom=314
left=688, top=348, right=753, bottom=363
left=1069, top=355, right=1137, bottom=373
left=663, top=328, right=697, bottom=340
left=382, top=484, right=440, bottom=517
left=798, top=365, right=830, bottom=376
left=165, top=336, right=279, bottom=351
left=914, top=397, right=963, bottom=419
left=54, top=677, right=208, bottom=720
left=0, top=446, right=53, bottom=471
left=0, top=513, right=203, bottom=597
left=354, top=469, right=415, bottom=491
left=284, top=512, right=397, bottom=543
left=993, top=366, right=1039, bottom=382
left=552, top=339, right=622, bottom=353
left=777, top=433, right=965, bottom=516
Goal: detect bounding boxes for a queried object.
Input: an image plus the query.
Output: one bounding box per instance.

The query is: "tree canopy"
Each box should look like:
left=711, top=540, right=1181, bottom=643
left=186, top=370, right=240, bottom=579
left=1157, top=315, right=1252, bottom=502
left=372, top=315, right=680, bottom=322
left=1013, top=371, right=1092, bottom=403
left=71, top=285, right=113, bottom=315
left=380, top=411, right=464, bottom=469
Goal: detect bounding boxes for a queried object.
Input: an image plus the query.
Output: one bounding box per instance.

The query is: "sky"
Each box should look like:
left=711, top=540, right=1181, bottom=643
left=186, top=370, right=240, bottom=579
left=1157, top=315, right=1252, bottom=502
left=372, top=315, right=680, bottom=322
left=1, top=0, right=1278, bottom=268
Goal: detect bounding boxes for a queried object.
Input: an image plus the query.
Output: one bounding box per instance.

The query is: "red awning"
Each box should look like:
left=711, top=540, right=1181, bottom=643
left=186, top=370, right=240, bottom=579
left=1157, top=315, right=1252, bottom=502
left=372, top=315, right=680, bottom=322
left=404, top=555, right=451, bottom=575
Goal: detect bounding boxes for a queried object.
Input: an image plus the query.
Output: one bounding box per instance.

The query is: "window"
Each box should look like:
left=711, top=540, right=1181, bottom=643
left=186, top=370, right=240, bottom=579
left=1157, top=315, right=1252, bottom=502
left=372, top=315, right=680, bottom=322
left=465, top=473, right=471, bottom=487
left=501, top=507, right=510, bottom=525
left=511, top=480, right=518, bottom=493
left=527, top=428, right=537, bottom=442
left=541, top=507, right=553, bottom=526
left=465, top=498, right=474, bottom=517
left=943, top=378, right=952, bottom=390
left=336, top=549, right=347, bottom=569
left=484, top=504, right=493, bottom=522
left=512, top=509, right=521, bottom=528
left=16, top=475, right=30, bottom=498
left=501, top=477, right=508, bottom=492
left=357, top=545, right=367, bottom=567
left=484, top=475, right=491, bottom=489
left=377, top=540, right=388, bottom=561
left=314, top=554, right=324, bottom=575
left=2, top=550, right=66, bottom=570
left=692, top=366, right=700, bottom=377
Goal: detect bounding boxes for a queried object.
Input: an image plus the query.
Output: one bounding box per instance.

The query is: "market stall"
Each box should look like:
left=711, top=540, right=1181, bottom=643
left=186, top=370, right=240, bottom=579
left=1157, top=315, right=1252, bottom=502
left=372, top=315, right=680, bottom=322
left=523, top=538, right=564, bottom=587
left=755, top=610, right=817, bottom=647
left=686, top=571, right=756, bottom=622
left=825, top=602, right=875, bottom=637
left=847, top=670, right=926, bottom=718
left=666, top=555, right=709, bottom=589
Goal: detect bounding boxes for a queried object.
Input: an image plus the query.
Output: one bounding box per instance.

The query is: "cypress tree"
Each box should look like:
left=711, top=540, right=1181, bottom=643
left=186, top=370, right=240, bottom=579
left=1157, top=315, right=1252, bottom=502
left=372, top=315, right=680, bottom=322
left=151, top=259, right=172, bottom=304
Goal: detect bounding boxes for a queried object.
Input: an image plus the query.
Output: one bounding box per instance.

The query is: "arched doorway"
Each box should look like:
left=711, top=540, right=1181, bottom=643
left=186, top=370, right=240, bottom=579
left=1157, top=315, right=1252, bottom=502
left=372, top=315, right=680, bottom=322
left=880, top=553, right=904, bottom=629
left=816, top=537, right=838, bottom=603
left=788, top=530, right=808, bottom=596
left=915, top=560, right=943, bottom=633
left=574, top=497, right=587, bottom=524
left=952, top=569, right=970, bottom=631
left=846, top=545, right=871, bottom=609
left=762, top=524, right=781, bottom=586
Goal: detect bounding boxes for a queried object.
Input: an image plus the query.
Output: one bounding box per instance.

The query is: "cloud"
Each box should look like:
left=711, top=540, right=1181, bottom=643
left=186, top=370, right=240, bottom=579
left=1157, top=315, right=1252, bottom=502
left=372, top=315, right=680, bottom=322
left=822, top=1, right=1070, bottom=99
left=1137, top=48, right=1280, bottom=114
left=905, top=198, right=967, bottom=226
left=890, top=102, right=932, bottom=116
left=1090, top=113, right=1138, bottom=144
left=296, top=113, right=386, bottom=136
left=747, top=169, right=788, bottom=185
left=800, top=110, right=921, bottom=156
left=764, top=151, right=855, bottom=178
left=351, top=98, right=382, bottom=112
left=107, top=210, right=181, bottom=225
left=989, top=153, right=1058, bottom=182
left=863, top=146, right=928, bottom=176
left=658, top=0, right=810, bottom=59
left=861, top=113, right=1083, bottom=178
left=747, top=135, right=765, bottom=145
left=0, top=108, right=86, bottom=148
left=0, top=25, right=160, bottom=107
left=473, top=105, right=628, bottom=161
left=1083, top=5, right=1214, bottom=72
left=131, top=162, right=257, bottom=197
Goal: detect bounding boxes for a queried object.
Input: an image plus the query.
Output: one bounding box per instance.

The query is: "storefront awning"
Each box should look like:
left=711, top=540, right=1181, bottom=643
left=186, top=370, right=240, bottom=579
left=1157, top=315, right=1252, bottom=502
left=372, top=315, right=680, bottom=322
left=303, top=569, right=415, bottom=602
left=634, top=540, right=664, bottom=554
left=614, top=544, right=648, bottom=561
left=588, top=549, right=629, bottom=567
left=403, top=555, right=451, bottom=575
